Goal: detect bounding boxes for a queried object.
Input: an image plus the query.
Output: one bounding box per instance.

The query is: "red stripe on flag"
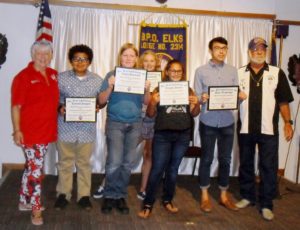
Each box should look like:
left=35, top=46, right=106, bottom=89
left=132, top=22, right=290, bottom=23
left=36, top=0, right=53, bottom=43
left=43, top=22, right=52, bottom=30
left=36, top=34, right=53, bottom=42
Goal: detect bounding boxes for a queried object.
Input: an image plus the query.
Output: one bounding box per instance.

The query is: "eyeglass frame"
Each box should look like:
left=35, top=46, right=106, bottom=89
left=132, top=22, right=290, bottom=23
left=72, top=57, right=90, bottom=63
left=212, top=46, right=228, bottom=52
left=168, top=69, right=183, bottom=74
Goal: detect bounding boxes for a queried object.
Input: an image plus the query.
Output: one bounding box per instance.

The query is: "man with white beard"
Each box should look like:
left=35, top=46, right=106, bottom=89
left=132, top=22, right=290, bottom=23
left=236, top=37, right=294, bottom=221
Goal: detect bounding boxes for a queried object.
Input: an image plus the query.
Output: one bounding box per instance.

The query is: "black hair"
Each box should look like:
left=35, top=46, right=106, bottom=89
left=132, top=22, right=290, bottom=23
left=287, top=54, right=300, bottom=86
left=68, top=44, right=93, bottom=63
left=208, top=37, right=228, bottom=50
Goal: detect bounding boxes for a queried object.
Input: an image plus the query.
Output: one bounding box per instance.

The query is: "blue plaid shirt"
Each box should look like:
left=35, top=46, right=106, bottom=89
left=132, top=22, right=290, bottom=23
left=58, top=70, right=103, bottom=143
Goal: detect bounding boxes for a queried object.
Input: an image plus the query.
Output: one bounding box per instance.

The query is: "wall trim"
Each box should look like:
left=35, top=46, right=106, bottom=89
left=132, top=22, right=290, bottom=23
left=2, top=163, right=24, bottom=176
left=0, top=0, right=276, bottom=20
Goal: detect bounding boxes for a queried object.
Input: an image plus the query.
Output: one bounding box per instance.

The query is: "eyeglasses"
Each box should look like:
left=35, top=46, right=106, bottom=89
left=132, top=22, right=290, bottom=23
left=72, top=57, right=89, bottom=63
left=213, top=46, right=228, bottom=51
left=169, top=69, right=183, bottom=74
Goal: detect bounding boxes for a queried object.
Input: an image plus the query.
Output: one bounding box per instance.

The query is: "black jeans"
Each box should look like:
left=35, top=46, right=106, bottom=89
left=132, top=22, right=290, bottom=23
left=198, top=122, right=234, bottom=189
left=238, top=133, right=278, bottom=210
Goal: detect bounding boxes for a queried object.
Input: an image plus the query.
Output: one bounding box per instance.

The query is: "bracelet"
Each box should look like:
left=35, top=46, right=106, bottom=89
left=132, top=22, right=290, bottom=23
left=285, top=120, right=293, bottom=125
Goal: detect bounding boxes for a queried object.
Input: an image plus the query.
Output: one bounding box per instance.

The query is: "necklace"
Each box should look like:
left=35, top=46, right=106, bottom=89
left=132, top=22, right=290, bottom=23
left=250, top=73, right=264, bottom=87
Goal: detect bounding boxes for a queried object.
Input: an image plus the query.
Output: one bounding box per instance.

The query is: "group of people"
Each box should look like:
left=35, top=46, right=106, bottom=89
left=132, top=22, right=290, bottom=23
left=10, top=36, right=294, bottom=226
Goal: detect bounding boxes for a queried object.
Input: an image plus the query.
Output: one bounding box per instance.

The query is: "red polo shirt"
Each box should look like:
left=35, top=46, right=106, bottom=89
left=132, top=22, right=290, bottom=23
left=11, top=62, right=59, bottom=145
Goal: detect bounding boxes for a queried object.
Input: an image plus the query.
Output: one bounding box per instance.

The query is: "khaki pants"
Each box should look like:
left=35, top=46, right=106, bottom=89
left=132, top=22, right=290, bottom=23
left=56, top=141, right=94, bottom=201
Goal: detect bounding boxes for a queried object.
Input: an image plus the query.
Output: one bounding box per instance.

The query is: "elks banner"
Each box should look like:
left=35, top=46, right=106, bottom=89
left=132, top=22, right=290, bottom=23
left=139, top=22, right=187, bottom=73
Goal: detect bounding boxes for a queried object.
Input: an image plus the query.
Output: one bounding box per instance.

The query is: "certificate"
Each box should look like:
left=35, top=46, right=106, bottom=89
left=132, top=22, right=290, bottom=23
left=207, top=86, right=239, bottom=110
left=159, top=81, right=189, bottom=106
left=65, top=97, right=97, bottom=122
left=146, top=71, right=162, bottom=92
left=114, top=67, right=147, bottom=94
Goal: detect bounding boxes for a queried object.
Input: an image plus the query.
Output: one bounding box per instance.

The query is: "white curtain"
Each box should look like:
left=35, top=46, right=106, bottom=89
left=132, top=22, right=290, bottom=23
left=44, top=5, right=272, bottom=176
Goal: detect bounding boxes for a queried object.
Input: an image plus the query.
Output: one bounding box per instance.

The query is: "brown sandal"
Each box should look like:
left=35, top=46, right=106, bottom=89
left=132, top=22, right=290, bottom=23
left=138, top=205, right=152, bottom=219
left=31, top=210, right=43, bottom=226
left=163, top=201, right=179, bottom=213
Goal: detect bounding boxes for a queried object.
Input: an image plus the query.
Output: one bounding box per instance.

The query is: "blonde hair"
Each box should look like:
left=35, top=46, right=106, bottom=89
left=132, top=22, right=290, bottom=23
left=117, top=43, right=139, bottom=67
left=138, top=50, right=160, bottom=70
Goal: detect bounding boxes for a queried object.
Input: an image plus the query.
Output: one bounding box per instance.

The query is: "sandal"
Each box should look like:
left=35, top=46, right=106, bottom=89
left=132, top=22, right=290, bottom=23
left=138, top=205, right=152, bottom=219
left=163, top=201, right=179, bottom=213
left=31, top=210, right=43, bottom=226
left=18, top=203, right=45, bottom=211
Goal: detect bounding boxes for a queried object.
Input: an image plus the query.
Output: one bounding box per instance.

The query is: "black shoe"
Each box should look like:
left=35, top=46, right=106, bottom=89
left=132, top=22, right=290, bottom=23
left=77, top=196, right=92, bottom=211
left=137, top=191, right=146, bottom=200
left=54, top=194, right=69, bottom=210
left=115, top=198, right=129, bottom=214
left=101, top=198, right=114, bottom=214
left=93, top=186, right=104, bottom=199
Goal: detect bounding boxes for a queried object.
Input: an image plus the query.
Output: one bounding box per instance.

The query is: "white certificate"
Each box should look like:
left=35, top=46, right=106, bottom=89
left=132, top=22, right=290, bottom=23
left=159, top=81, right=189, bottom=106
left=146, top=71, right=162, bottom=92
left=65, top=97, right=96, bottom=122
left=114, top=67, right=147, bottom=94
left=207, top=86, right=239, bottom=110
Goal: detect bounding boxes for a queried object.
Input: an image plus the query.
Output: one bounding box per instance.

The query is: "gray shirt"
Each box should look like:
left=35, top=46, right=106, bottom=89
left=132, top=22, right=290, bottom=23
left=194, top=60, right=238, bottom=127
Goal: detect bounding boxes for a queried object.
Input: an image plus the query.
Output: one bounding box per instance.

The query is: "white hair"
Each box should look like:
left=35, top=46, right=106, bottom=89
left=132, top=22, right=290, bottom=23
left=30, top=40, right=53, bottom=58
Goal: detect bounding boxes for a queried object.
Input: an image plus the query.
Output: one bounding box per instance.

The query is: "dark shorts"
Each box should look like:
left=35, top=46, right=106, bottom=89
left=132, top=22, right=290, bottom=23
left=141, top=121, right=155, bottom=140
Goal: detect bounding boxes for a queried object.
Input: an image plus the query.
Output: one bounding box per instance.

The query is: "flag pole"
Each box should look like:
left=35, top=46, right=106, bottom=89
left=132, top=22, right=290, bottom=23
left=278, top=35, right=284, bottom=68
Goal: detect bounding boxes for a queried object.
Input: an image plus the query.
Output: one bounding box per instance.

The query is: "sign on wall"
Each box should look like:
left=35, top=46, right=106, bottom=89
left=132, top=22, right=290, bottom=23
left=139, top=22, right=187, bottom=73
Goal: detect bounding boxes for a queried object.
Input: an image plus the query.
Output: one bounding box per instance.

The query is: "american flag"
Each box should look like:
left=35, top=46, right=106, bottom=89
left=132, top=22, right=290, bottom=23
left=36, top=0, right=53, bottom=42
left=270, top=27, right=277, bottom=66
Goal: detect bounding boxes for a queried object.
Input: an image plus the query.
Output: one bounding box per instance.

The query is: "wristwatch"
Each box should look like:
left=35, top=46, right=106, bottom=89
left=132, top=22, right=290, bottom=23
left=285, top=120, right=293, bottom=125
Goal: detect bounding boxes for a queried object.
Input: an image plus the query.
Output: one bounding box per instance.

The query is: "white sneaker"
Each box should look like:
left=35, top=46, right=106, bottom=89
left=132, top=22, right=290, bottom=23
left=18, top=203, right=45, bottom=211
left=93, top=186, right=104, bottom=199
left=235, top=199, right=250, bottom=209
left=262, top=208, right=274, bottom=221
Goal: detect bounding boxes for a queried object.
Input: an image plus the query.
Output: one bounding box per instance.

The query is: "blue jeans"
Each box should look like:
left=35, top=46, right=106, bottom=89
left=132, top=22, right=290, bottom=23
left=103, top=119, right=142, bottom=199
left=238, top=133, right=278, bottom=210
left=144, top=129, right=191, bottom=206
left=198, top=122, right=234, bottom=189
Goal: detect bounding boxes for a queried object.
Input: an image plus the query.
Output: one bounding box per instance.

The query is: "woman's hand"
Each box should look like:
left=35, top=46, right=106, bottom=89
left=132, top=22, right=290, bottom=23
left=146, top=91, right=160, bottom=118
left=151, top=91, right=160, bottom=105
left=145, top=80, right=151, bottom=92
left=11, top=105, right=23, bottom=146
left=189, top=95, right=200, bottom=115
left=108, top=76, right=115, bottom=89
left=13, top=130, right=23, bottom=146
left=189, top=95, right=198, bottom=106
